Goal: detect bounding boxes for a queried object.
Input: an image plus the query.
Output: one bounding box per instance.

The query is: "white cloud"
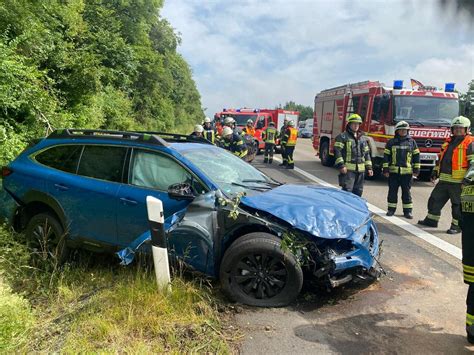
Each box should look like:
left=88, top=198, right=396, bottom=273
left=162, top=0, right=474, bottom=115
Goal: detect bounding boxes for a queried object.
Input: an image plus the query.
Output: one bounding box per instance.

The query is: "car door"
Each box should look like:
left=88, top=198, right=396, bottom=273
left=116, top=148, right=198, bottom=247
left=42, top=144, right=128, bottom=246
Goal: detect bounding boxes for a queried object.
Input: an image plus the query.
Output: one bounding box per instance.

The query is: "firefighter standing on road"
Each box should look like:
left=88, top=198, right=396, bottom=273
left=334, top=114, right=374, bottom=197
left=461, top=162, right=474, bottom=344
left=279, top=118, right=289, bottom=166
left=242, top=119, right=256, bottom=136
left=202, top=117, right=216, bottom=144
left=383, top=121, right=420, bottom=219
left=221, top=126, right=248, bottom=159
left=418, top=116, right=474, bottom=234
left=262, top=121, right=277, bottom=164
left=281, top=120, right=298, bottom=169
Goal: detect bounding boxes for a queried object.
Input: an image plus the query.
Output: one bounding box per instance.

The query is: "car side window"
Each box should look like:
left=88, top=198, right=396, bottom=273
left=129, top=150, right=194, bottom=191
left=77, top=145, right=127, bottom=182
left=35, top=145, right=83, bottom=173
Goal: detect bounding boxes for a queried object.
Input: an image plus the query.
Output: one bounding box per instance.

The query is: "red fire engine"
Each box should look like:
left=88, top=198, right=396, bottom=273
left=214, top=108, right=300, bottom=149
left=312, top=80, right=460, bottom=176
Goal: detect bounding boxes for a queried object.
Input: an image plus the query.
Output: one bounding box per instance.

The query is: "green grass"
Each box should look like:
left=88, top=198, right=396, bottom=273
left=0, top=226, right=235, bottom=353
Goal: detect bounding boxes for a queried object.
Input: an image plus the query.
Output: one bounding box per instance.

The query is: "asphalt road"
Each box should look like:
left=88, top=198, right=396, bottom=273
left=235, top=138, right=472, bottom=354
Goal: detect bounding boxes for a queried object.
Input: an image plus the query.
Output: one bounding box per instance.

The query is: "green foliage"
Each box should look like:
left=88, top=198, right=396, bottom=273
left=0, top=225, right=232, bottom=352
left=460, top=79, right=474, bottom=126
left=0, top=0, right=204, bottom=165
left=283, top=101, right=314, bottom=121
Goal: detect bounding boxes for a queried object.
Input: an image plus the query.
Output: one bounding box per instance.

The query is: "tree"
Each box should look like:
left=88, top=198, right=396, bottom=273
left=0, top=0, right=204, bottom=164
left=459, top=80, right=474, bottom=125
left=283, top=101, right=314, bottom=120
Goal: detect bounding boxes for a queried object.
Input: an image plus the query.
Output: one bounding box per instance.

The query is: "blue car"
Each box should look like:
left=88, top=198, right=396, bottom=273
left=0, top=129, right=380, bottom=307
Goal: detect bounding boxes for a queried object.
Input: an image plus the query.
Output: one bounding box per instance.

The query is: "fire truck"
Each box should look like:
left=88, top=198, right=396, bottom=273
left=214, top=108, right=299, bottom=150
left=312, top=80, right=460, bottom=177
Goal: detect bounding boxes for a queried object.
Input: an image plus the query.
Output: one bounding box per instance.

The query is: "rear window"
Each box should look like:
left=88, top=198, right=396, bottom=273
left=35, top=145, right=82, bottom=173
left=77, top=145, right=127, bottom=182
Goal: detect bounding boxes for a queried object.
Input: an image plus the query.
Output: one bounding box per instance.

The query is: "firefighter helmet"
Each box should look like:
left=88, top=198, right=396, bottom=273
left=194, top=124, right=204, bottom=133
left=395, top=120, right=410, bottom=131
left=247, top=119, right=254, bottom=125
left=347, top=114, right=363, bottom=124
left=451, top=115, right=471, bottom=129
left=288, top=120, right=295, bottom=127
left=222, top=126, right=233, bottom=137
left=224, top=117, right=235, bottom=125
left=269, top=121, right=275, bottom=126
left=204, top=117, right=211, bottom=123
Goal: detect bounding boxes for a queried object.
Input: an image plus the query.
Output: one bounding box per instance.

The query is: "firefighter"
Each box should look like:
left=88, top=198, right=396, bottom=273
left=202, top=117, right=216, bottom=144
left=279, top=118, right=289, bottom=166
left=190, top=124, right=204, bottom=138
left=418, top=116, right=474, bottom=234
left=461, top=163, right=474, bottom=344
left=242, top=119, right=256, bottom=136
left=221, top=126, right=248, bottom=158
left=334, top=113, right=374, bottom=197
left=223, top=116, right=236, bottom=131
left=262, top=121, right=277, bottom=164
left=383, top=121, right=420, bottom=219
left=281, top=120, right=298, bottom=169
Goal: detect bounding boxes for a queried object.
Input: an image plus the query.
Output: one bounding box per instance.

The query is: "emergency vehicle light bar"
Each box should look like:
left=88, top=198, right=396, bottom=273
left=445, top=83, right=455, bottom=92
left=393, top=80, right=403, bottom=89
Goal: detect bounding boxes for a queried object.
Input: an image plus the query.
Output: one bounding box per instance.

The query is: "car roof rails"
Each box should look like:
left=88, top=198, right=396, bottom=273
left=132, top=131, right=214, bottom=145
left=47, top=129, right=169, bottom=146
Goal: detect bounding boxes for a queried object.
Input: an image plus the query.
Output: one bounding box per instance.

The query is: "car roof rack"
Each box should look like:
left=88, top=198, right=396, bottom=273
left=132, top=131, right=214, bottom=145
left=47, top=129, right=169, bottom=146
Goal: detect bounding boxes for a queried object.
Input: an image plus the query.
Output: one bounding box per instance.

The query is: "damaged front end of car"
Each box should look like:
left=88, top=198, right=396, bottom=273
left=279, top=220, right=381, bottom=290
left=239, top=184, right=382, bottom=289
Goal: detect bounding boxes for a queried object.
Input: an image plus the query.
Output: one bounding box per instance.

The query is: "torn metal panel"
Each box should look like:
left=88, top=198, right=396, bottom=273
left=117, top=192, right=218, bottom=274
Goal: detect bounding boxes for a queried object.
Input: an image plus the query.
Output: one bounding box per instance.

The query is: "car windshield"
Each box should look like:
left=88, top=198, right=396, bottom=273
left=222, top=114, right=258, bottom=126
left=181, top=147, right=275, bottom=196
left=393, top=96, right=459, bottom=126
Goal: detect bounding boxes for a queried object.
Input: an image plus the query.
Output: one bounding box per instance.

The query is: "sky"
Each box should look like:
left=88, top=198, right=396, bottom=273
left=161, top=0, right=474, bottom=116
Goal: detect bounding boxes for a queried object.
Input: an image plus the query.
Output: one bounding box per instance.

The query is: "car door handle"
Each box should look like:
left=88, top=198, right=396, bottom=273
left=54, top=183, right=69, bottom=191
left=120, top=197, right=138, bottom=206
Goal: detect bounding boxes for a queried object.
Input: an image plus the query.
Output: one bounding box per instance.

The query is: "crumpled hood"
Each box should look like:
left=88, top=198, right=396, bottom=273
left=240, top=184, right=371, bottom=239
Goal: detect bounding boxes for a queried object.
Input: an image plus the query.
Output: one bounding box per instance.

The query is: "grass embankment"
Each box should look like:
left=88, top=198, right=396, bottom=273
left=0, top=226, right=235, bottom=353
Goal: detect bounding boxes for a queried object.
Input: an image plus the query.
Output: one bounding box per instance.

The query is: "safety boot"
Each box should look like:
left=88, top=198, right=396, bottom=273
left=467, top=325, right=474, bottom=344
left=386, top=210, right=395, bottom=217
left=447, top=225, right=461, bottom=234
left=404, top=212, right=413, bottom=219
left=417, top=218, right=438, bottom=227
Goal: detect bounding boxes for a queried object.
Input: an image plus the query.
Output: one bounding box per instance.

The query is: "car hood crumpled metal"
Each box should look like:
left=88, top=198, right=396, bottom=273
left=240, top=184, right=371, bottom=240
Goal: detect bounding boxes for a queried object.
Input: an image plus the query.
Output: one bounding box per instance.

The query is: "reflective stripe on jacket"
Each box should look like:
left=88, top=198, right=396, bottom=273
left=263, top=127, right=277, bottom=144
left=334, top=129, right=372, bottom=171
left=383, top=135, right=420, bottom=174
left=282, top=127, right=298, bottom=147
left=435, top=135, right=474, bottom=183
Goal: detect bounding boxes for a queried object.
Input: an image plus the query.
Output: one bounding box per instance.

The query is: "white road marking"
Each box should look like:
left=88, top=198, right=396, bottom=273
left=273, top=158, right=462, bottom=260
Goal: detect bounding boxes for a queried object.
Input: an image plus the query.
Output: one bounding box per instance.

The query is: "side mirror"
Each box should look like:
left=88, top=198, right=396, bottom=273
left=167, top=183, right=195, bottom=201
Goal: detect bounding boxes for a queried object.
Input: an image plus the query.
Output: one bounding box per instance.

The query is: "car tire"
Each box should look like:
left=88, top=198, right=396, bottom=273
left=219, top=233, right=303, bottom=307
left=25, top=213, right=69, bottom=264
left=320, top=140, right=334, bottom=166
